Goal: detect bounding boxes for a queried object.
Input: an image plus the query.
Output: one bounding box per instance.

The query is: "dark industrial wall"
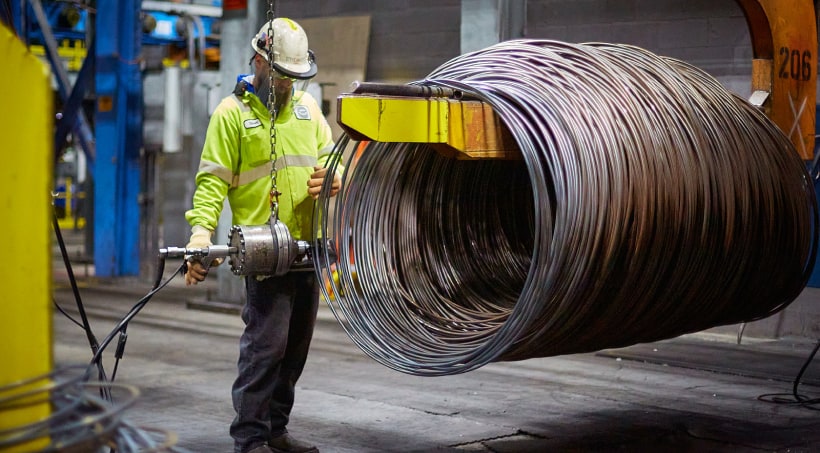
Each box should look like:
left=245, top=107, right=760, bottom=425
left=273, top=0, right=462, bottom=82
left=271, top=0, right=750, bottom=87
left=525, top=0, right=750, bottom=77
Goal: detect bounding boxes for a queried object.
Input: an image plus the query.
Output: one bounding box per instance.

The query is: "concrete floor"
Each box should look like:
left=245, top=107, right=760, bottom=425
left=49, top=260, right=820, bottom=453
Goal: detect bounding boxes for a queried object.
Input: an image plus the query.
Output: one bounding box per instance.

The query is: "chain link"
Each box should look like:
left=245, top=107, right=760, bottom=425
left=266, top=0, right=280, bottom=221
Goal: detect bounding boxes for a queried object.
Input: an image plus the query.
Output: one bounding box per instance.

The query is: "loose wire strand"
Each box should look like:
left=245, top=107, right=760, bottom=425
left=758, top=339, right=820, bottom=411
left=52, top=208, right=110, bottom=395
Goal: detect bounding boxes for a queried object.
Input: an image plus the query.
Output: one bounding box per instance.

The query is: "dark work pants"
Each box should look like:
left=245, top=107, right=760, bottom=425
left=230, top=272, right=320, bottom=453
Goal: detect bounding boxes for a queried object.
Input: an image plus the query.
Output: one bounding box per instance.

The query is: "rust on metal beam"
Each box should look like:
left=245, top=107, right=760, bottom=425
left=736, top=0, right=817, bottom=159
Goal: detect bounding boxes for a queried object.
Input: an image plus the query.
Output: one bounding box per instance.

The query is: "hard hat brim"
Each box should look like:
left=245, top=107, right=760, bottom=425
left=250, top=48, right=317, bottom=79
left=274, top=60, right=317, bottom=80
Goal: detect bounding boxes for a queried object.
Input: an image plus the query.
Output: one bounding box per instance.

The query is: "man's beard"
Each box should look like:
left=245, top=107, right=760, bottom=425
left=273, top=80, right=292, bottom=114
left=254, top=71, right=271, bottom=107
left=254, top=68, right=292, bottom=114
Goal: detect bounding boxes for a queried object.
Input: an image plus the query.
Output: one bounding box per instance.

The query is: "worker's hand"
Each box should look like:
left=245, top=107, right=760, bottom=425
left=308, top=166, right=342, bottom=199
left=184, top=225, right=223, bottom=286
left=185, top=260, right=210, bottom=285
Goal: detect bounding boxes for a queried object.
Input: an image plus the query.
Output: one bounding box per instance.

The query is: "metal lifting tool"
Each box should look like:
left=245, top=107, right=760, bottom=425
left=158, top=221, right=315, bottom=276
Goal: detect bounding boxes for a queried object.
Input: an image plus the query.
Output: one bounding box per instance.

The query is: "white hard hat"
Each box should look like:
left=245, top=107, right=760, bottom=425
left=251, top=17, right=317, bottom=79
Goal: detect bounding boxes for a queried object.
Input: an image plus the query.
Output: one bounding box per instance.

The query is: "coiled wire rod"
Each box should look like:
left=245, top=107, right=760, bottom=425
left=0, top=367, right=189, bottom=452
left=313, top=39, right=818, bottom=376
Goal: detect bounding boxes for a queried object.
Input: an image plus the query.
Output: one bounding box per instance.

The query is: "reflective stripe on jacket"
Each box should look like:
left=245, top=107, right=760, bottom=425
left=185, top=87, right=336, bottom=240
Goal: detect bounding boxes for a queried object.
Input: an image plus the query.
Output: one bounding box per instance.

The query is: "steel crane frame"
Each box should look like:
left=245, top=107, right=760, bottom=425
left=338, top=0, right=818, bottom=161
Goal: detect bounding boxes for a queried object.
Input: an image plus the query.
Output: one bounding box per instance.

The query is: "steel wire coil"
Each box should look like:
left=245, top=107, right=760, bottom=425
left=0, top=367, right=189, bottom=452
left=313, top=39, right=818, bottom=376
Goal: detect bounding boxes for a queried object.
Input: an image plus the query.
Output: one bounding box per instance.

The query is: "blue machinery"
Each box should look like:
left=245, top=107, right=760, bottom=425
left=9, top=0, right=221, bottom=276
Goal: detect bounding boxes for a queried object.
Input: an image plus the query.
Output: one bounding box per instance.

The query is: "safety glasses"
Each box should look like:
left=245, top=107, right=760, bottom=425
left=274, top=72, right=297, bottom=83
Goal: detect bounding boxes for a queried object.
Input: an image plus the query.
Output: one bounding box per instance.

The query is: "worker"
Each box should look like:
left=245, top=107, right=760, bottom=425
left=183, top=17, right=341, bottom=453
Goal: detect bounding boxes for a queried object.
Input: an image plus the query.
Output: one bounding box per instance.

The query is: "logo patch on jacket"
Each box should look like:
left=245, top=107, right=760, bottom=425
left=244, top=119, right=262, bottom=129
left=294, top=105, right=311, bottom=120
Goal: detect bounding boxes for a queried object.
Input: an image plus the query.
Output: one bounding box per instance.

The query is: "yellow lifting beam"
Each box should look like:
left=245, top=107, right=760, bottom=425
left=337, top=1, right=817, bottom=160
left=337, top=82, right=519, bottom=159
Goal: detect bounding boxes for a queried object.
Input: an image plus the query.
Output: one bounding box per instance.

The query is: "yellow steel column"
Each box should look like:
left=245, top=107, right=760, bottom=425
left=736, top=0, right=818, bottom=159
left=0, top=23, right=53, bottom=451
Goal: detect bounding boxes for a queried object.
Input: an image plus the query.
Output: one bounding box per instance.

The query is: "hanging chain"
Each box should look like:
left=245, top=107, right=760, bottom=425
left=266, top=0, right=281, bottom=221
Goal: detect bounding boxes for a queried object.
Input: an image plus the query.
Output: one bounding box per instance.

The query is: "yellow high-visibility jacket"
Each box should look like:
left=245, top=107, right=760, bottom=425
left=185, top=85, right=335, bottom=240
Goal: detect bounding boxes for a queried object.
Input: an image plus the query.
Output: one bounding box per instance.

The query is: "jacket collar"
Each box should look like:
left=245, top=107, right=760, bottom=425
left=243, top=89, right=295, bottom=123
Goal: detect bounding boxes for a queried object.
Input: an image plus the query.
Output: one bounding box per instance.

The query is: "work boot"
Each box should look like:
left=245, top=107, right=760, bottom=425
left=268, top=433, right=319, bottom=453
left=246, top=445, right=274, bottom=453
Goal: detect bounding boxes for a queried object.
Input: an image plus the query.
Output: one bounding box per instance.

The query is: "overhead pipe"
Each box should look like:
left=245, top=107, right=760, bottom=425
left=162, top=62, right=182, bottom=153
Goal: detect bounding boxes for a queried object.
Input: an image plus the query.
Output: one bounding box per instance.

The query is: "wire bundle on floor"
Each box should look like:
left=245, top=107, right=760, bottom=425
left=314, top=39, right=818, bottom=376
left=0, top=367, right=190, bottom=452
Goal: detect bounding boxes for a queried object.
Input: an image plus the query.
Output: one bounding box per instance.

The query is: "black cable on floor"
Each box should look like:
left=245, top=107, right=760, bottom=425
left=758, top=339, right=820, bottom=411
left=52, top=206, right=182, bottom=387
left=53, top=297, right=84, bottom=329
left=87, top=261, right=186, bottom=376
left=109, top=254, right=171, bottom=382
left=51, top=215, right=190, bottom=452
left=52, top=210, right=110, bottom=400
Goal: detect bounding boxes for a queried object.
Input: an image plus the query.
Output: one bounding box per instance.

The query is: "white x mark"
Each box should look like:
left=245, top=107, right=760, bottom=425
left=787, top=95, right=808, bottom=157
